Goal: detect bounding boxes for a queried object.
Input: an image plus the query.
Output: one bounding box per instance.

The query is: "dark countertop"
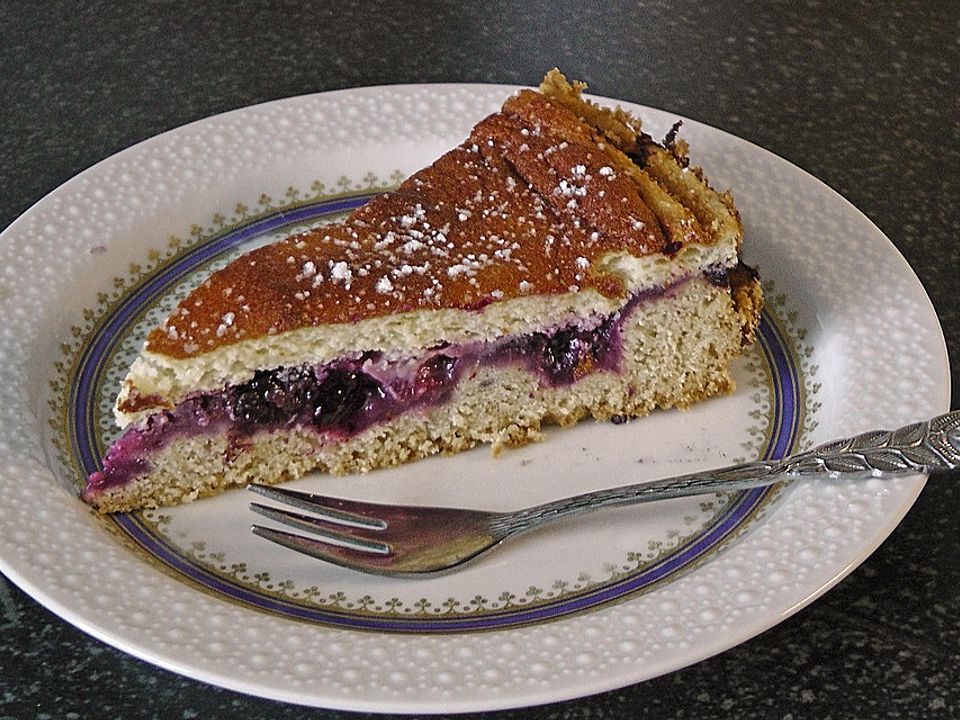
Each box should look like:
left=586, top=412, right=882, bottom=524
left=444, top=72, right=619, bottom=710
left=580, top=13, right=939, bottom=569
left=2, top=1, right=958, bottom=718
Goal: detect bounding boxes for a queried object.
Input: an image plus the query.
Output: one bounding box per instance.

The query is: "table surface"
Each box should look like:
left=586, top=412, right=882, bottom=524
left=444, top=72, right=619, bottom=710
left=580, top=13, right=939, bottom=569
left=2, top=1, right=958, bottom=718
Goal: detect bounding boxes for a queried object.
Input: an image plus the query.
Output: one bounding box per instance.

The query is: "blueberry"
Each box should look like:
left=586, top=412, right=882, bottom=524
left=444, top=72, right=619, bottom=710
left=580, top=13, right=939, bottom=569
left=662, top=240, right=683, bottom=255
left=231, top=370, right=288, bottom=427
left=313, top=369, right=386, bottom=432
left=267, top=366, right=320, bottom=414
left=589, top=316, right=620, bottom=367
left=191, top=393, right=226, bottom=428
left=542, top=329, right=584, bottom=383
left=416, top=354, right=457, bottom=391
left=703, top=264, right=730, bottom=287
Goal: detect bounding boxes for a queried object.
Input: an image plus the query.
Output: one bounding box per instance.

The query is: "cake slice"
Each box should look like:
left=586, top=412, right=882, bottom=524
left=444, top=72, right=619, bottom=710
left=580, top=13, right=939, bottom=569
left=82, top=70, right=762, bottom=513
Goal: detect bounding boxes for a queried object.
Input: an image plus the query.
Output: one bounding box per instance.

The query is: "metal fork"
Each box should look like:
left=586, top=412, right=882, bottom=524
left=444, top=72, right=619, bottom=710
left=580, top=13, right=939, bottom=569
left=248, top=411, right=960, bottom=577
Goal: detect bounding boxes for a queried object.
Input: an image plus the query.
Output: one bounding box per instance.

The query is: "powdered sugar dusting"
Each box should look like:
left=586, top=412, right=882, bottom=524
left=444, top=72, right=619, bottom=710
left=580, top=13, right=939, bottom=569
left=146, top=88, right=705, bottom=358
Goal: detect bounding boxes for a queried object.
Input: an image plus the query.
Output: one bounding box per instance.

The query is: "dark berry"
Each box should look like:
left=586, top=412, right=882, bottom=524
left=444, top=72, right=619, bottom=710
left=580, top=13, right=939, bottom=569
left=416, top=354, right=457, bottom=391
left=662, top=241, right=683, bottom=255
left=542, top=329, right=584, bottom=384
left=703, top=264, right=730, bottom=287
left=231, top=370, right=288, bottom=427
left=266, top=366, right=320, bottom=414
left=313, top=369, right=385, bottom=432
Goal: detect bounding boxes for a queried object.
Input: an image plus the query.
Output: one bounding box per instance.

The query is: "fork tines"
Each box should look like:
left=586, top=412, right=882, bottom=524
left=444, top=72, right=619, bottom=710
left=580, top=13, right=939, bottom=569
left=248, top=483, right=391, bottom=557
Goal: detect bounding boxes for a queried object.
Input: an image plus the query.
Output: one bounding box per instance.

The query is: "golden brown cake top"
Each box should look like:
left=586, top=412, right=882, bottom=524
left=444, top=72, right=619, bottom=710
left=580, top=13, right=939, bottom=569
left=146, top=88, right=709, bottom=360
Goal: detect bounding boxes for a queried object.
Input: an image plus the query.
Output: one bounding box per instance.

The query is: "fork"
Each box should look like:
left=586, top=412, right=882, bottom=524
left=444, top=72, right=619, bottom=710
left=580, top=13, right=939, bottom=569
left=248, top=411, right=960, bottom=577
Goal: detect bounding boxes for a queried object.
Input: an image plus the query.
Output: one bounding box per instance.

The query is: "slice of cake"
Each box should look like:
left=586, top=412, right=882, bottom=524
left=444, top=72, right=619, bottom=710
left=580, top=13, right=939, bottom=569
left=82, top=70, right=762, bottom=513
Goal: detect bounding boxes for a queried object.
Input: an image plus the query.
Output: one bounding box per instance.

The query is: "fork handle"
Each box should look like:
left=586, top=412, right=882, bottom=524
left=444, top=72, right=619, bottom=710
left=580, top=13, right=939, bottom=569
left=502, top=411, right=960, bottom=531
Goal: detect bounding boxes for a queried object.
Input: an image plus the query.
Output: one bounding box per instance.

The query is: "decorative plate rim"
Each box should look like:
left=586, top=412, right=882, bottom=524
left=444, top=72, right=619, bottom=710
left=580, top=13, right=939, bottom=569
left=0, top=83, right=949, bottom=712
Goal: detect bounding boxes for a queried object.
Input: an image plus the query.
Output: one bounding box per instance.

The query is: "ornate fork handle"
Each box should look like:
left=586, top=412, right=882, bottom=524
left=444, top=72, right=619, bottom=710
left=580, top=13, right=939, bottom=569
left=502, top=411, right=960, bottom=532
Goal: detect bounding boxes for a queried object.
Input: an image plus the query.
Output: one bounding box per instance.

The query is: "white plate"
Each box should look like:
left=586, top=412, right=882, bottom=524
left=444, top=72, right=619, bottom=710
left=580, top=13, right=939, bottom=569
left=0, top=84, right=949, bottom=712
